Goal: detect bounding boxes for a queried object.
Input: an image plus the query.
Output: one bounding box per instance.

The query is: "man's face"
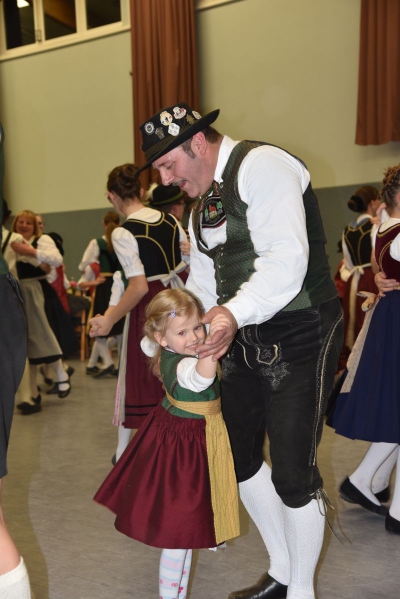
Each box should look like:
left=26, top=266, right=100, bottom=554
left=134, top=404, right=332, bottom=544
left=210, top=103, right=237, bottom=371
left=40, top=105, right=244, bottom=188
left=36, top=215, right=44, bottom=232
left=152, top=142, right=213, bottom=199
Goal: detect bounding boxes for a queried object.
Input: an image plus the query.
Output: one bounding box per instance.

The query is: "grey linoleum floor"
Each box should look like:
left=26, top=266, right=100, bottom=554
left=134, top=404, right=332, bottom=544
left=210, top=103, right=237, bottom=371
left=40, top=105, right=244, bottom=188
left=3, top=358, right=400, bottom=599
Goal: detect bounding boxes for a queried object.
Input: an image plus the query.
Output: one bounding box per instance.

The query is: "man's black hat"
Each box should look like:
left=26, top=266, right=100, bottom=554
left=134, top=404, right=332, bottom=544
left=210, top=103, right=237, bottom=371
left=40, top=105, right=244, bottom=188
left=138, top=102, right=219, bottom=174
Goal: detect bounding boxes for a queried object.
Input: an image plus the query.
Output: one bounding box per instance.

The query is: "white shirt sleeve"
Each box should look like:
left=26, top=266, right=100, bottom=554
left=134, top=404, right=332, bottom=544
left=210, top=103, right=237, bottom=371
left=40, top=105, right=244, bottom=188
left=77, top=265, right=95, bottom=287
left=176, top=357, right=215, bottom=392
left=176, top=217, right=190, bottom=265
left=111, top=227, right=145, bottom=278
left=36, top=234, right=63, bottom=267
left=109, top=271, right=125, bottom=306
left=78, top=238, right=100, bottom=272
left=390, top=233, right=400, bottom=261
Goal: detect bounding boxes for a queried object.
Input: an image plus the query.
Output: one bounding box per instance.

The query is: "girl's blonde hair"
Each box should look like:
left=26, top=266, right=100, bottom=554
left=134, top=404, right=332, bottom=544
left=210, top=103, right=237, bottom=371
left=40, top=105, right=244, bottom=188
left=144, top=288, right=205, bottom=371
left=12, top=210, right=40, bottom=237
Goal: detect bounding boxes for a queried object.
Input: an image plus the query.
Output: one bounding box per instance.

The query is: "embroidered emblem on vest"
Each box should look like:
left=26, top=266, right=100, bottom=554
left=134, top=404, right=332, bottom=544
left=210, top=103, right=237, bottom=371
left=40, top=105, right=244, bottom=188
left=201, top=181, right=226, bottom=229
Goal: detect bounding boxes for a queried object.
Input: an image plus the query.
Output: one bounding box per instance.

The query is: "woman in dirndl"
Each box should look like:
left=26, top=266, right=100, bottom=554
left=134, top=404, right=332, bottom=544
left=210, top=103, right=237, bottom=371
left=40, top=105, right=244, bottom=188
left=89, top=164, right=188, bottom=461
left=10, top=210, right=71, bottom=414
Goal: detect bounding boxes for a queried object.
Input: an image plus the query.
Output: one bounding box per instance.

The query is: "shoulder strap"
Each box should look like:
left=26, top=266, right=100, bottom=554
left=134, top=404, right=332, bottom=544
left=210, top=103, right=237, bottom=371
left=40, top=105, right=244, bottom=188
left=1, top=230, right=12, bottom=253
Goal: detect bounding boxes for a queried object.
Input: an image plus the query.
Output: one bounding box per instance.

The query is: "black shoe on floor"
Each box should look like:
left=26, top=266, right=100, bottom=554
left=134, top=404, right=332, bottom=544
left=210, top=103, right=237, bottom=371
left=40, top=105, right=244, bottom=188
left=375, top=486, right=390, bottom=503
left=111, top=454, right=117, bottom=466
left=19, top=402, right=42, bottom=415
left=94, top=364, right=116, bottom=379
left=385, top=513, right=400, bottom=534
left=86, top=366, right=100, bottom=375
left=17, top=394, right=41, bottom=410
left=66, top=366, right=75, bottom=377
left=228, top=573, right=288, bottom=599
left=339, top=477, right=388, bottom=516
left=46, top=380, right=71, bottom=399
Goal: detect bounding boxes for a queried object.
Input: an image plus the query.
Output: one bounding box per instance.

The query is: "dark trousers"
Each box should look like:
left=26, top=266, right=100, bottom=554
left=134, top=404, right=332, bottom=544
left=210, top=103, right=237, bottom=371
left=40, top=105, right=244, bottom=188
left=0, top=274, right=27, bottom=478
left=221, top=297, right=343, bottom=508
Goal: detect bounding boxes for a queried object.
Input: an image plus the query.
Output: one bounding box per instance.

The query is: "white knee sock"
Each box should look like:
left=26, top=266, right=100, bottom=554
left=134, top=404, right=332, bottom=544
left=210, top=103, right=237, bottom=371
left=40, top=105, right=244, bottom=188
left=350, top=442, right=398, bottom=505
left=49, top=359, right=69, bottom=391
left=0, top=557, right=31, bottom=598
left=88, top=340, right=100, bottom=368
left=28, top=364, right=39, bottom=399
left=284, top=499, right=325, bottom=599
left=371, top=446, right=399, bottom=494
left=389, top=446, right=400, bottom=521
left=96, top=338, right=113, bottom=369
left=239, top=462, right=290, bottom=585
left=115, top=426, right=132, bottom=461
left=159, top=549, right=189, bottom=599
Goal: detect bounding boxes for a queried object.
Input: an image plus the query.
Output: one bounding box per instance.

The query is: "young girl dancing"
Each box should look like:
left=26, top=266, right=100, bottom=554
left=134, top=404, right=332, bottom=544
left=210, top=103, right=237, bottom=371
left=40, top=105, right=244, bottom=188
left=94, top=288, right=240, bottom=598
left=333, top=163, right=400, bottom=534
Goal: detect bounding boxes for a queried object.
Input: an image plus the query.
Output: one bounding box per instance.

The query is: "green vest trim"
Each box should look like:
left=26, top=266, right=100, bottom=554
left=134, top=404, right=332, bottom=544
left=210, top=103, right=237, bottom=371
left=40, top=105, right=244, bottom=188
left=192, top=140, right=337, bottom=313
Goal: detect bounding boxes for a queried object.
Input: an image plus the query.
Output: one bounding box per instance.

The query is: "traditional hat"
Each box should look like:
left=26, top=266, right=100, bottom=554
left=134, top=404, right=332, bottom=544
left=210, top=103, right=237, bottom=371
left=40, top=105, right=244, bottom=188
left=150, top=184, right=185, bottom=208
left=2, top=199, right=11, bottom=220
left=138, top=102, right=219, bottom=173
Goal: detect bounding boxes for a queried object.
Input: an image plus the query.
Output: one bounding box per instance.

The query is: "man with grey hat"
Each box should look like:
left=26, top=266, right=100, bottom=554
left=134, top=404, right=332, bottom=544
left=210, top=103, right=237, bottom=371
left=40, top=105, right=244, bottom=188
left=138, top=103, right=343, bottom=599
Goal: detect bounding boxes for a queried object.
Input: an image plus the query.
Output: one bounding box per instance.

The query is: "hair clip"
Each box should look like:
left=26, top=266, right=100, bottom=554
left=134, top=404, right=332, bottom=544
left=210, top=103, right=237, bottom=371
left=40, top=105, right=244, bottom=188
left=170, top=310, right=176, bottom=318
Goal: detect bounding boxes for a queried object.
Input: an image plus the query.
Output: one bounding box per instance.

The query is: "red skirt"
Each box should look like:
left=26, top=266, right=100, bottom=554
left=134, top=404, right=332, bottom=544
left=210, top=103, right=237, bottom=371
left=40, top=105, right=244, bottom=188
left=94, top=404, right=216, bottom=549
left=123, top=280, right=166, bottom=429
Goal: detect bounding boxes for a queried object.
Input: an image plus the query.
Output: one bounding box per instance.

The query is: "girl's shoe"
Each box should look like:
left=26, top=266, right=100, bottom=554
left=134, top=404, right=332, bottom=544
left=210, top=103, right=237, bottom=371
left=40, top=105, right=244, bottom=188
left=19, top=402, right=42, bottom=415
left=86, top=366, right=99, bottom=375
left=374, top=487, right=390, bottom=503
left=385, top=513, right=400, bottom=534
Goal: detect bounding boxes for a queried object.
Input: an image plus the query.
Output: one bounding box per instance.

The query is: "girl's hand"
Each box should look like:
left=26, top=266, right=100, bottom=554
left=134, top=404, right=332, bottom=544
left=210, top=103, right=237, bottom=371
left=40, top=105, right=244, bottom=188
left=94, top=275, right=106, bottom=286
left=197, top=306, right=238, bottom=361
left=208, top=313, right=232, bottom=340
left=89, top=314, right=112, bottom=337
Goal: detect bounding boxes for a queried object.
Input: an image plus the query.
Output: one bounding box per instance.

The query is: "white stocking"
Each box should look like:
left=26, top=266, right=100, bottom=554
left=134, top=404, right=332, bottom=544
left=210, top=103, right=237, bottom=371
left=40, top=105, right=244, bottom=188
left=0, top=558, right=31, bottom=598
left=49, top=359, right=69, bottom=391
left=178, top=550, right=192, bottom=598
left=239, top=462, right=290, bottom=585
left=115, top=426, right=132, bottom=461
left=87, top=340, right=100, bottom=368
left=284, top=499, right=325, bottom=599
left=96, top=337, right=113, bottom=369
left=389, top=446, right=400, bottom=521
left=350, top=442, right=398, bottom=505
left=159, top=549, right=189, bottom=599
left=371, top=446, right=399, bottom=494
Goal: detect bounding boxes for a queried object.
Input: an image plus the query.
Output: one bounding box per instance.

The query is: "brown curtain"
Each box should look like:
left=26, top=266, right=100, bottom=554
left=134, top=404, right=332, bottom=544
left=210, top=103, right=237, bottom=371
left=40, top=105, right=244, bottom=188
left=130, top=0, right=199, bottom=189
left=356, top=0, right=400, bottom=145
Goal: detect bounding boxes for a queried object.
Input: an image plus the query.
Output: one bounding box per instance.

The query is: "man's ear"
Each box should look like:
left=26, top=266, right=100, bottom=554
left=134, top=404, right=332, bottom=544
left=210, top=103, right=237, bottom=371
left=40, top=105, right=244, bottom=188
left=154, top=331, right=167, bottom=347
left=192, top=131, right=207, bottom=156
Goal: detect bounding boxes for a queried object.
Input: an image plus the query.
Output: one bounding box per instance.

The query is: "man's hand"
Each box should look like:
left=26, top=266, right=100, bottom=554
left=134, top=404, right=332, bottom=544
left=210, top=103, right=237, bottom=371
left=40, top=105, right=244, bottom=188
left=89, top=314, right=112, bottom=337
left=375, top=271, right=400, bottom=297
left=180, top=239, right=190, bottom=256
left=197, top=306, right=238, bottom=361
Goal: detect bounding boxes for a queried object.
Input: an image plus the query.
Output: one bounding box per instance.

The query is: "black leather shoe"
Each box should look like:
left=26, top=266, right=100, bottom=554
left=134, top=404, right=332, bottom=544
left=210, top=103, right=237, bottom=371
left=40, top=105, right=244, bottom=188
left=46, top=380, right=71, bottom=399
left=93, top=364, right=116, bottom=378
left=86, top=366, right=99, bottom=375
left=19, top=402, right=42, bottom=415
left=374, top=486, right=390, bottom=503
left=17, top=394, right=41, bottom=409
left=66, top=365, right=75, bottom=378
left=385, top=513, right=400, bottom=534
left=339, top=478, right=388, bottom=516
left=228, top=573, right=288, bottom=599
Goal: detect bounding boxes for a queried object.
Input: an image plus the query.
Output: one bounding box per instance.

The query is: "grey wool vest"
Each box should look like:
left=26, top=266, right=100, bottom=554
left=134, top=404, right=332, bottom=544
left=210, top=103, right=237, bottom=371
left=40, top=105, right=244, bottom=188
left=192, top=140, right=337, bottom=313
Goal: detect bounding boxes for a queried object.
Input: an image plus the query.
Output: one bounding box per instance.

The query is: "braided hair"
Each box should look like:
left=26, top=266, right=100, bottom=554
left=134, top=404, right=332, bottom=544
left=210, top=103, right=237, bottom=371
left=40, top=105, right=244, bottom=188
left=381, top=164, right=400, bottom=213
